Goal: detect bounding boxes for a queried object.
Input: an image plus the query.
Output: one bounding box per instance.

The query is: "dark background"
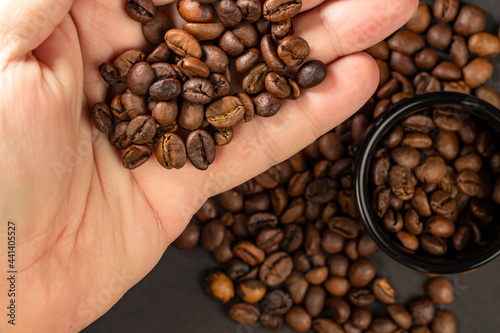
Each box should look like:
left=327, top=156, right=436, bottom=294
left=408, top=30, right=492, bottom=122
left=84, top=1, right=500, bottom=332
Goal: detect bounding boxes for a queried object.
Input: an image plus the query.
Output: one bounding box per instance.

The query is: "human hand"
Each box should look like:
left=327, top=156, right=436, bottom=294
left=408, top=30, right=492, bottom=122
left=0, top=0, right=418, bottom=331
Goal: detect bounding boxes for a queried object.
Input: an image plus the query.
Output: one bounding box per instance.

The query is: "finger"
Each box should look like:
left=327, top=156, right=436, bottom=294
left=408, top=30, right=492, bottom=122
left=0, top=0, right=73, bottom=63
left=295, top=0, right=419, bottom=63
left=129, top=52, right=379, bottom=241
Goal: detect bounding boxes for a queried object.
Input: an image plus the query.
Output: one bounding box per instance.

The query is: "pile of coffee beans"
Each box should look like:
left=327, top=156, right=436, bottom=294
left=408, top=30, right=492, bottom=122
left=90, top=0, right=327, bottom=170
left=175, top=141, right=459, bottom=332
left=371, top=106, right=500, bottom=256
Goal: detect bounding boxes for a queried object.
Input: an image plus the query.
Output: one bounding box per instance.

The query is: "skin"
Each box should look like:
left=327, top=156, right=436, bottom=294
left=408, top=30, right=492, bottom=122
left=0, top=0, right=418, bottom=331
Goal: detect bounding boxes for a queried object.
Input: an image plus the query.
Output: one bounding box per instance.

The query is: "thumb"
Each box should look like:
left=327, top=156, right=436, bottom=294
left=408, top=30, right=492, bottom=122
left=0, top=0, right=73, bottom=62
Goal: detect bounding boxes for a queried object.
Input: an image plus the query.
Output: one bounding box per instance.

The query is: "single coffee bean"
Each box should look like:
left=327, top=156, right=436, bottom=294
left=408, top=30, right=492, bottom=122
left=390, top=51, right=418, bottom=76
left=431, top=311, right=457, bottom=333
left=420, top=233, right=447, bottom=255
left=383, top=209, right=403, bottom=233
left=366, top=40, right=390, bottom=60
left=304, top=285, right=327, bottom=317
left=177, top=57, right=210, bottom=78
left=449, top=35, right=469, bottom=68
left=305, top=266, right=329, bottom=285
left=155, top=133, right=187, bottom=169
left=91, top=102, right=114, bottom=133
left=259, top=251, right=293, bottom=286
left=285, top=306, right=312, bottom=332
left=256, top=227, right=284, bottom=253
left=183, top=23, right=225, bottom=42
left=369, top=317, right=399, bottom=333
left=277, top=36, right=310, bottom=67
left=372, top=277, right=396, bottom=304
left=261, top=313, right=283, bottom=332
left=262, top=289, right=293, bottom=315
left=387, top=304, right=412, bottom=330
left=296, top=60, right=328, bottom=89
left=182, top=78, right=214, bottom=104
left=391, top=146, right=420, bottom=169
left=388, top=30, right=425, bottom=55
left=150, top=79, right=182, bottom=101
left=263, top=0, right=302, bottom=22
left=201, top=45, right=229, bottom=73
left=142, top=11, right=173, bottom=45
left=272, top=19, right=293, bottom=40
left=328, top=217, right=360, bottom=239
left=122, top=144, right=151, bottom=170
left=319, top=132, right=345, bottom=161
left=347, top=288, right=376, bottom=307
left=219, top=31, right=245, bottom=56
left=405, top=2, right=431, bottom=33
left=280, top=196, right=305, bottom=224
left=109, top=121, right=132, bottom=150
left=453, top=5, right=486, bottom=36
left=254, top=92, right=281, bottom=117
left=409, top=297, right=435, bottom=325
left=432, top=61, right=462, bottom=81
left=203, top=270, right=235, bottom=303
left=451, top=223, right=472, bottom=251
left=312, top=318, right=344, bottom=333
left=433, top=0, right=459, bottom=22
left=426, top=277, right=454, bottom=305
left=233, top=241, right=265, bottom=266
left=185, top=130, right=216, bottom=170
left=261, top=34, right=286, bottom=72
left=327, top=297, right=351, bottom=324
left=200, top=219, right=225, bottom=252
left=265, top=72, right=291, bottom=98
left=173, top=220, right=200, bottom=250
left=373, top=185, right=391, bottom=218
left=463, top=58, right=494, bottom=89
left=195, top=198, right=218, bottom=223
left=206, top=96, right=245, bottom=128
left=127, top=115, right=156, bottom=144
left=125, top=0, right=156, bottom=23
left=236, top=0, right=262, bottom=22
left=235, top=48, right=261, bottom=73
left=348, top=258, right=376, bottom=288
left=242, top=62, right=272, bottom=94
left=476, top=130, right=497, bottom=157
left=389, top=165, right=415, bottom=200
left=165, top=29, right=203, bottom=58
left=324, top=276, right=350, bottom=297
left=177, top=0, right=214, bottom=23
left=427, top=24, right=453, bottom=50
left=113, top=49, right=146, bottom=78
left=213, top=0, right=243, bottom=27
left=229, top=302, right=260, bottom=325
left=396, top=230, right=419, bottom=252
left=414, top=48, right=438, bottom=71
left=99, top=63, right=119, bottom=85
left=414, top=156, right=447, bottom=184
left=456, top=170, right=482, bottom=196
left=218, top=190, right=244, bottom=213
left=402, top=114, right=435, bottom=133
left=237, top=92, right=256, bottom=123
left=255, top=16, right=272, bottom=36
left=236, top=279, right=267, bottom=303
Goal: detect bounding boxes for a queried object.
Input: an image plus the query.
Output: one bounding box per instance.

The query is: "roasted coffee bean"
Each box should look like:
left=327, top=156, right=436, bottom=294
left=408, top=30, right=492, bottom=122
left=244, top=192, right=271, bottom=214
left=219, top=31, right=245, bottom=56
left=265, top=72, right=291, bottom=98
left=219, top=190, right=244, bottom=213
left=248, top=212, right=279, bottom=234
left=236, top=279, right=267, bottom=303
left=476, top=130, right=497, bottom=157
left=233, top=241, right=266, bottom=266
left=277, top=36, right=310, bottom=67
left=369, top=317, right=399, bottom=333
left=165, top=29, right=203, bottom=58
left=388, top=31, right=425, bottom=55
left=256, top=228, right=284, bottom=254
left=390, top=51, right=418, bottom=76
left=99, top=63, right=119, bottom=85
left=91, top=103, right=114, bottom=133
left=263, top=0, right=302, bottom=22
left=262, top=289, right=293, bottom=315
left=411, top=326, right=432, bottom=333
left=203, top=270, right=235, bottom=303
left=177, top=0, right=214, bottom=23
left=296, top=60, right=328, bottom=89
left=402, top=114, right=435, bottom=133
left=125, top=0, right=156, bottom=23
left=347, top=288, right=376, bottom=307
left=196, top=198, right=218, bottom=223
left=366, top=41, right=390, bottom=60
left=324, top=276, right=350, bottom=297
left=373, top=186, right=391, bottom=218
left=235, top=48, right=261, bottom=73
left=272, top=19, right=293, bottom=40
left=372, top=277, right=396, bottom=304
left=328, top=217, right=360, bottom=239
left=236, top=0, right=262, bottom=22
left=414, top=72, right=441, bottom=95
left=406, top=2, right=431, bottom=33
left=146, top=43, right=171, bottom=64
left=433, top=0, right=459, bottom=22
left=431, top=311, right=457, bottom=333
left=206, top=96, right=245, bottom=128
left=255, top=16, right=272, bottom=36
left=415, top=156, right=447, bottom=184
left=305, top=266, right=329, bottom=285
left=149, top=79, right=182, bottom=101
left=312, top=318, right=344, bottom=333
left=319, top=132, right=345, bottom=161
left=201, top=219, right=225, bottom=252
left=113, top=49, right=146, bottom=78
left=426, top=277, right=454, bottom=306
left=155, top=133, right=187, bottom=169
left=261, top=313, right=283, bottom=332
left=387, top=304, right=412, bottom=330
left=243, top=62, right=271, bottom=94
left=463, top=58, right=494, bottom=89
left=327, top=297, right=351, bottom=324
left=389, top=165, right=415, bottom=200
left=420, top=233, right=447, bottom=255
left=109, top=121, right=132, bottom=150
left=450, top=35, right=469, bottom=68
left=348, top=258, right=376, bottom=288
left=127, top=115, right=156, bottom=144
left=414, top=48, right=439, bottom=71
left=454, top=5, right=486, bottom=36
left=280, top=223, right=303, bottom=253
left=427, top=24, right=453, bottom=50
left=451, top=223, right=472, bottom=251
left=426, top=215, right=455, bottom=238
left=396, top=230, right=419, bottom=251
left=142, top=11, right=173, bottom=45
left=304, top=285, right=327, bottom=317
left=186, top=130, right=216, bottom=170
left=173, top=220, right=200, bottom=250
left=254, top=92, right=281, bottom=117
left=409, top=297, right=435, bottom=325
left=456, top=170, right=482, bottom=196
left=123, top=144, right=151, bottom=170
left=285, top=306, right=312, bottom=332
left=214, top=0, right=243, bottom=27
left=229, top=302, right=260, bottom=325
left=260, top=252, right=293, bottom=286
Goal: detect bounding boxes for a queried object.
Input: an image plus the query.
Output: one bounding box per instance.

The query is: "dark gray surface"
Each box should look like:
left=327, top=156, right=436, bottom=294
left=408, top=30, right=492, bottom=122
left=84, top=1, right=500, bottom=332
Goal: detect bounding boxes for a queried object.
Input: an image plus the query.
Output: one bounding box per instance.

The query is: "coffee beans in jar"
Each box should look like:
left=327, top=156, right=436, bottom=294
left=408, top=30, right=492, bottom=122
left=89, top=0, right=327, bottom=171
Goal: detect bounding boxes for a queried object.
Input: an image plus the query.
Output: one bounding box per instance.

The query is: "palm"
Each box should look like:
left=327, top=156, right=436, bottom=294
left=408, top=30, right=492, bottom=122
left=0, top=0, right=418, bottom=332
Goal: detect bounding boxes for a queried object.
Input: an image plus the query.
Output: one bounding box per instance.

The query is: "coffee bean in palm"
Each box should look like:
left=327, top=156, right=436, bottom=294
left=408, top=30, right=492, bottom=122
left=296, top=60, right=327, bottom=89
left=263, top=0, right=302, bottom=22
left=177, top=0, right=214, bottom=23
left=229, top=302, right=260, bottom=325
left=142, top=11, right=173, bottom=45
left=122, top=144, right=151, bottom=170
left=214, top=0, right=243, bottom=27
left=109, top=121, right=132, bottom=150
left=127, top=115, right=156, bottom=144
left=261, top=34, right=286, bottom=72
left=182, top=78, right=214, bottom=104
left=236, top=0, right=262, bottom=22
left=149, top=79, right=182, bottom=101
left=277, top=36, right=310, bottom=67
left=219, top=31, right=245, bottom=56
left=265, top=72, right=291, bottom=98
left=99, top=63, right=119, bottom=85
left=186, top=130, right=216, bottom=170
left=125, top=0, right=156, bottom=23
left=91, top=102, right=114, bottom=133
left=165, top=29, right=203, bottom=58
left=272, top=19, right=293, bottom=40
left=155, top=133, right=187, bottom=169
left=173, top=221, right=200, bottom=250
left=253, top=92, right=281, bottom=117
left=235, top=48, right=261, bottom=73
